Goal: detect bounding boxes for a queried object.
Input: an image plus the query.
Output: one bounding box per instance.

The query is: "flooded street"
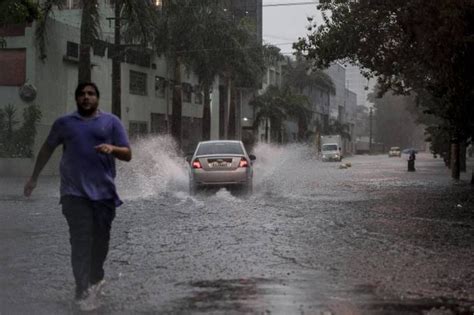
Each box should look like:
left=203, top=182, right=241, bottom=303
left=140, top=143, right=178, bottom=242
left=1, top=137, right=473, bottom=314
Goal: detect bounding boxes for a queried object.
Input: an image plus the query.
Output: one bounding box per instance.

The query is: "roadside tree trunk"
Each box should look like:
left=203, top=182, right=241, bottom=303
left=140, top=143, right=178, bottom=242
left=228, top=83, right=236, bottom=140
left=111, top=0, right=122, bottom=119
left=201, top=81, right=211, bottom=141
left=78, top=1, right=95, bottom=83
left=450, top=141, right=460, bottom=180
left=171, top=59, right=182, bottom=147
left=460, top=141, right=466, bottom=172
left=265, top=119, right=269, bottom=143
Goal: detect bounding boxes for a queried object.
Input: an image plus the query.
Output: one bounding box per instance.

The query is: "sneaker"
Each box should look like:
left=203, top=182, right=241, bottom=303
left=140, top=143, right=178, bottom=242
left=90, top=279, right=106, bottom=297
left=75, top=288, right=99, bottom=311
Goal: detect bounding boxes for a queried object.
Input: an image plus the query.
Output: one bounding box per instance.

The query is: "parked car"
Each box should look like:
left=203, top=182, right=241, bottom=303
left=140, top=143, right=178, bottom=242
left=388, top=146, right=401, bottom=157
left=186, top=140, right=256, bottom=195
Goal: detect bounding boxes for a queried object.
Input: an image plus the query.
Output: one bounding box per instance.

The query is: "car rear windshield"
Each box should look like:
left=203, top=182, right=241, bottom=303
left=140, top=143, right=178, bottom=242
left=322, top=144, right=338, bottom=151
left=196, top=142, right=244, bottom=155
left=390, top=147, right=400, bottom=150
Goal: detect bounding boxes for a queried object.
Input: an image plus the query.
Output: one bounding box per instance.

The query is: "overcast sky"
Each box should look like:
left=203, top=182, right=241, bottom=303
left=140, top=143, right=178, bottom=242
left=262, top=0, right=322, bottom=56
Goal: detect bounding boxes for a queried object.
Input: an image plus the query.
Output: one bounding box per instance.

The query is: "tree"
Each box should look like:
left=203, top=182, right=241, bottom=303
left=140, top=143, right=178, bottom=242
left=295, top=0, right=474, bottom=180
left=0, top=0, right=39, bottom=25
left=368, top=86, right=425, bottom=150
left=282, top=57, right=335, bottom=140
left=219, top=19, right=266, bottom=140
left=283, top=56, right=335, bottom=95
left=250, top=86, right=287, bottom=142
left=155, top=0, right=265, bottom=145
left=183, top=2, right=258, bottom=141
left=0, top=104, right=41, bottom=158
left=250, top=85, right=311, bottom=143
left=326, top=119, right=351, bottom=141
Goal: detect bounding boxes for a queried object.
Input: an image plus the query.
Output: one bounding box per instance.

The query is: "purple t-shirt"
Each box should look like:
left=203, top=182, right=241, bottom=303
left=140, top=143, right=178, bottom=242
left=46, top=111, right=130, bottom=207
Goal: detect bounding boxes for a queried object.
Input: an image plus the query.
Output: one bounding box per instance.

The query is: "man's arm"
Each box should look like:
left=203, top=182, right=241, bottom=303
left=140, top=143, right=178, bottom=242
left=95, top=144, right=132, bottom=162
left=24, top=141, right=55, bottom=196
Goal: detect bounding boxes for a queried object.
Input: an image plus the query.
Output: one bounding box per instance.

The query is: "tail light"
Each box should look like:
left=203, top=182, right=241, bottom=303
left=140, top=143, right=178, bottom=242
left=192, top=160, right=202, bottom=169
left=239, top=158, right=249, bottom=168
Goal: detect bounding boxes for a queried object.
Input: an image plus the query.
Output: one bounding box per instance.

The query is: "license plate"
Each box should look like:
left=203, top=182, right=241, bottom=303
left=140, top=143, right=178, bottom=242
left=211, top=161, right=230, bottom=168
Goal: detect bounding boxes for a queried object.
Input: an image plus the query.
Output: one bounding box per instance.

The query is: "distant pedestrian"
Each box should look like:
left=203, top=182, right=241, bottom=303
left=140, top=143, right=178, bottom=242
left=408, top=151, right=416, bottom=171
left=23, top=82, right=132, bottom=311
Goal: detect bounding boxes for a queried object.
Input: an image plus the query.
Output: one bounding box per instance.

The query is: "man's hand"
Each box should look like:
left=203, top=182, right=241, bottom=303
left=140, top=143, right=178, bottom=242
left=24, top=177, right=37, bottom=197
left=95, top=144, right=115, bottom=154
left=95, top=144, right=131, bottom=161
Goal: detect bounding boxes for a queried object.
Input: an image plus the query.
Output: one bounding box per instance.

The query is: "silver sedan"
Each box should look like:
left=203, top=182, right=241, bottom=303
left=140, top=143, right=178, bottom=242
left=187, top=140, right=256, bottom=195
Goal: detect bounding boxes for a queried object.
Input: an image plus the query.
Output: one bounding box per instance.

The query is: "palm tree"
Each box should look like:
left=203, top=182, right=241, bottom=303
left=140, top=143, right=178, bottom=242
left=280, top=87, right=312, bottom=141
left=282, top=56, right=335, bottom=141
left=326, top=118, right=351, bottom=141
left=250, top=85, right=311, bottom=143
left=250, top=86, right=287, bottom=142
left=283, top=56, right=335, bottom=95
left=154, top=0, right=197, bottom=146
left=181, top=1, right=240, bottom=141
left=154, top=0, right=265, bottom=145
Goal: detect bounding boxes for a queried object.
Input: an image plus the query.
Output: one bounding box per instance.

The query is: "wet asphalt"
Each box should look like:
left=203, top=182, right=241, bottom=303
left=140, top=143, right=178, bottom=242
left=1, top=140, right=473, bottom=315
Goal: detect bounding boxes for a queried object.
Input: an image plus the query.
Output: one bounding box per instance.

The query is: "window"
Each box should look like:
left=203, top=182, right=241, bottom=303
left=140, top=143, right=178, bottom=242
left=125, top=49, right=151, bottom=68
left=93, top=39, right=107, bottom=57
left=194, top=85, right=203, bottom=104
left=66, top=41, right=79, bottom=58
left=196, top=142, right=244, bottom=155
left=150, top=113, right=167, bottom=134
left=129, top=121, right=148, bottom=138
left=182, top=83, right=192, bottom=103
left=155, top=76, right=166, bottom=98
left=0, top=49, right=26, bottom=86
left=129, top=70, right=147, bottom=96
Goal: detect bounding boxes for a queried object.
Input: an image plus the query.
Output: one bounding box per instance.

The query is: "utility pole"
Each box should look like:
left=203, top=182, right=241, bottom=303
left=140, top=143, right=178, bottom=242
left=369, top=107, right=373, bottom=153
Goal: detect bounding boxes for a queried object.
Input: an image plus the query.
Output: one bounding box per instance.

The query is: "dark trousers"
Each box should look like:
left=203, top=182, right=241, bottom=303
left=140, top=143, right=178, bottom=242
left=408, top=159, right=415, bottom=171
left=61, top=196, right=116, bottom=297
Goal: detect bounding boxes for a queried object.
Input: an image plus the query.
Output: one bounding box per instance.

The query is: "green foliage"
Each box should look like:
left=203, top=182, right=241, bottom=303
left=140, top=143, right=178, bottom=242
left=0, top=105, right=42, bottom=158
left=326, top=119, right=351, bottom=141
left=154, top=0, right=267, bottom=142
left=250, top=85, right=311, bottom=142
left=0, top=0, right=40, bottom=25
left=263, top=44, right=285, bottom=67
left=35, top=0, right=63, bottom=59
left=283, top=57, right=335, bottom=95
left=368, top=86, right=425, bottom=148
left=295, top=0, right=474, bottom=142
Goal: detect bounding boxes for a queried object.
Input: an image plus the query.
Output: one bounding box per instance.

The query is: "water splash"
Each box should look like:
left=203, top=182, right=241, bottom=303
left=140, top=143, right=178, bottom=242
left=252, top=142, right=321, bottom=196
left=116, top=135, right=188, bottom=199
